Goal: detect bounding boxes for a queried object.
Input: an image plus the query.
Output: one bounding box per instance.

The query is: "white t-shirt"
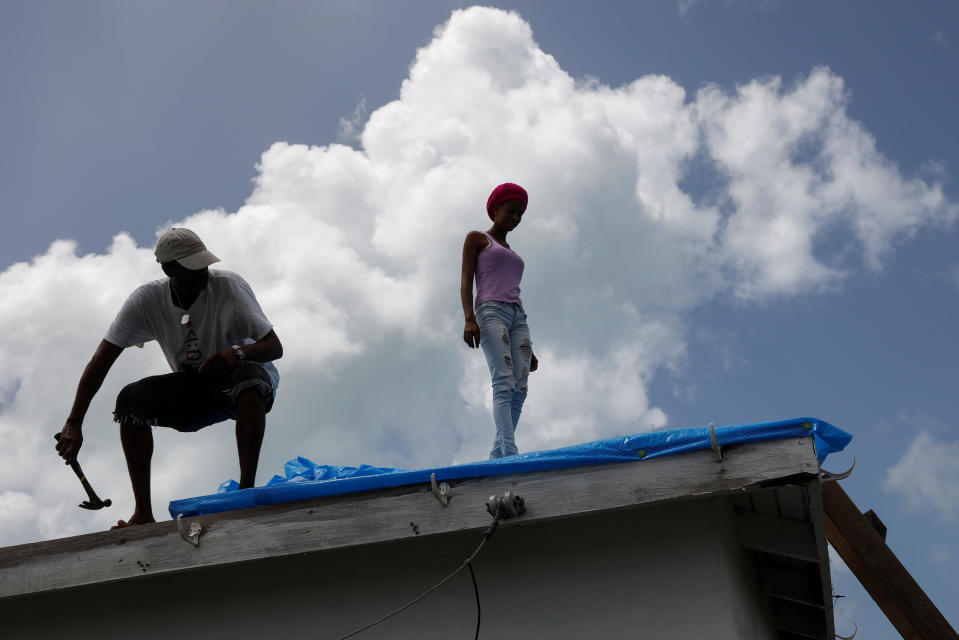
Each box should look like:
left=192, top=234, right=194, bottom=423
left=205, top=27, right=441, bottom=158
left=105, top=269, right=279, bottom=388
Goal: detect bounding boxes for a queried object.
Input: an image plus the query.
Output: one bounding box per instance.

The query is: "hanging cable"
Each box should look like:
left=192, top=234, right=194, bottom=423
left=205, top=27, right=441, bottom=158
left=467, top=560, right=481, bottom=640
left=334, top=518, right=500, bottom=640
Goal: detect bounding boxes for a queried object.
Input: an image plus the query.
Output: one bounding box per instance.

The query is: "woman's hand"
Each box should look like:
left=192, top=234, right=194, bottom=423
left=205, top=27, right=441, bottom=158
left=464, top=318, right=481, bottom=348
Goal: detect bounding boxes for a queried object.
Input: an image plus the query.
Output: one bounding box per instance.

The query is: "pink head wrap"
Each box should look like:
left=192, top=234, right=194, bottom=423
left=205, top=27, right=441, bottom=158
left=486, top=183, right=528, bottom=220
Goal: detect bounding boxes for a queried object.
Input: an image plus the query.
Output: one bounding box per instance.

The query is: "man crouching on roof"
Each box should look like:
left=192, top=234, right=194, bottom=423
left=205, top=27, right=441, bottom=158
left=56, top=228, right=283, bottom=529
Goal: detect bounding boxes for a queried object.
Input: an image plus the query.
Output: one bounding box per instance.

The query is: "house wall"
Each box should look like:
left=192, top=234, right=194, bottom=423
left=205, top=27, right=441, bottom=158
left=1, top=496, right=777, bottom=640
left=712, top=494, right=782, bottom=638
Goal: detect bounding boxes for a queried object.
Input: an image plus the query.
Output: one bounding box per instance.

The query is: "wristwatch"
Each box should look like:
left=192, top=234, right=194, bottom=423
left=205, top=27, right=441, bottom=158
left=232, top=345, right=247, bottom=362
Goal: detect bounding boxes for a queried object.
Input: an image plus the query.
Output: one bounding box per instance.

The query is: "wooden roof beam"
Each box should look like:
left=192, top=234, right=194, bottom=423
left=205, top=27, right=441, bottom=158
left=822, top=481, right=958, bottom=640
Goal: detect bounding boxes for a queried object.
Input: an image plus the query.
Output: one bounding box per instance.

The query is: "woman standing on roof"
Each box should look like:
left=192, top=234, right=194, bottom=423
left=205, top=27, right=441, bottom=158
left=461, top=182, right=538, bottom=458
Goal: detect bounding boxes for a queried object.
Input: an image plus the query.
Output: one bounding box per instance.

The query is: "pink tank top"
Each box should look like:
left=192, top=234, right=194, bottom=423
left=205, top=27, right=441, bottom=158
left=475, top=232, right=524, bottom=309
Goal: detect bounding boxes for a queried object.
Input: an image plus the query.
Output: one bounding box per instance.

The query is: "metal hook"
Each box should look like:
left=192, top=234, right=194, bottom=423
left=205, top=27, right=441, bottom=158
left=176, top=514, right=205, bottom=547
left=821, top=457, right=856, bottom=482
left=430, top=472, right=450, bottom=506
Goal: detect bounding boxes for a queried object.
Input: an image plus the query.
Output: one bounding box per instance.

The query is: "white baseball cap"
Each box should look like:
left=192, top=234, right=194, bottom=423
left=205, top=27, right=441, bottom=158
left=154, top=228, right=220, bottom=270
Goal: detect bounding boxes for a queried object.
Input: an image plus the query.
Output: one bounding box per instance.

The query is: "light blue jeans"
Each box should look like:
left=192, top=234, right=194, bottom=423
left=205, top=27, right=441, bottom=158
left=476, top=301, right=532, bottom=458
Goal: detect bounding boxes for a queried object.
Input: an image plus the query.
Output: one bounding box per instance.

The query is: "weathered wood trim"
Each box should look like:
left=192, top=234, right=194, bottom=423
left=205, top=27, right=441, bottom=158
left=823, top=481, right=959, bottom=640
left=0, top=437, right=820, bottom=600
left=805, top=479, right=836, bottom=640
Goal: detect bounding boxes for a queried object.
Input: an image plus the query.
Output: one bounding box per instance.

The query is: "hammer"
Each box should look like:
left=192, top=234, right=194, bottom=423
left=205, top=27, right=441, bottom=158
left=54, top=433, right=112, bottom=510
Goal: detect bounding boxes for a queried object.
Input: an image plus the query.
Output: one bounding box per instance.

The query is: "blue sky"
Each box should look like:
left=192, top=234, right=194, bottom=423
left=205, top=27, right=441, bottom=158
left=2, top=2, right=957, bottom=636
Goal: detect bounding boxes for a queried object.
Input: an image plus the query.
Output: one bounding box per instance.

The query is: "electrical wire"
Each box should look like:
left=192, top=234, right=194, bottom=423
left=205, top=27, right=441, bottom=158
left=334, top=518, right=499, bottom=640
left=466, top=561, right=481, bottom=640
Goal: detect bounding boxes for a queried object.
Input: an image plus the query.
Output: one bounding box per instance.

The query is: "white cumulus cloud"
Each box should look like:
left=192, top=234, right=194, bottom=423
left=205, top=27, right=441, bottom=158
left=1, top=6, right=954, bottom=546
left=884, top=431, right=959, bottom=521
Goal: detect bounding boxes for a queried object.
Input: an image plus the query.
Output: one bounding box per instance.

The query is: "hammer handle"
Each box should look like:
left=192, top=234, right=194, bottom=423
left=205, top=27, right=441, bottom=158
left=54, top=433, right=103, bottom=503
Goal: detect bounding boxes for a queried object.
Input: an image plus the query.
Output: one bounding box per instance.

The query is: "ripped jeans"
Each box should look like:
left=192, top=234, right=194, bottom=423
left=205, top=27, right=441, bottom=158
left=477, top=301, right=532, bottom=458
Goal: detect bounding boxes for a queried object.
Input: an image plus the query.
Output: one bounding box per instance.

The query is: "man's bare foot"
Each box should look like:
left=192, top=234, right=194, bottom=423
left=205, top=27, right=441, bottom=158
left=110, top=515, right=156, bottom=530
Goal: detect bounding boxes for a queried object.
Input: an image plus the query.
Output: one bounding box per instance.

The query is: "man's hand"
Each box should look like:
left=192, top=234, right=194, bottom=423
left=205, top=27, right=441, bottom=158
left=56, top=421, right=83, bottom=462
left=198, top=348, right=237, bottom=376
left=464, top=319, right=481, bottom=348
left=530, top=352, right=539, bottom=372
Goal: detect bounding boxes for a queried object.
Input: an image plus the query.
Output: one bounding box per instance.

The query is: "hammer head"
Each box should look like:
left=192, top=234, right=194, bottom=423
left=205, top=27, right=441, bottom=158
left=55, top=432, right=112, bottom=511
left=79, top=498, right=112, bottom=511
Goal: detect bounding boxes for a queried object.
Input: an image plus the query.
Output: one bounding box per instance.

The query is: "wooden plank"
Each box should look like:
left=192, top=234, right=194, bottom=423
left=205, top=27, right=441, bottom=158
left=822, top=481, right=958, bottom=640
left=0, top=437, right=820, bottom=599
left=758, top=562, right=824, bottom=607
left=772, top=598, right=828, bottom=638
left=804, top=479, right=836, bottom=640
left=736, top=510, right=819, bottom=563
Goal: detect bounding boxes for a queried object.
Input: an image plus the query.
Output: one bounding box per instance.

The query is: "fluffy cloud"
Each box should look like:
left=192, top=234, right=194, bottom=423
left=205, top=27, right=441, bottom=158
left=698, top=70, right=955, bottom=297
left=1, top=6, right=954, bottom=546
left=884, top=431, right=959, bottom=521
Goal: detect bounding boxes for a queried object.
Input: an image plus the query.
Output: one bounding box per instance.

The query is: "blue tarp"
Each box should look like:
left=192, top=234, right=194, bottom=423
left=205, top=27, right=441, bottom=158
left=168, top=416, right=852, bottom=518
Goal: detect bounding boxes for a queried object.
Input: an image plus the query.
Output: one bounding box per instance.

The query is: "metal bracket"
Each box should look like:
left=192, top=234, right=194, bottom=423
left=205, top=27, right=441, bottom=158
left=709, top=422, right=723, bottom=462
left=176, top=514, right=205, bottom=547
left=430, top=472, right=450, bottom=506
left=821, top=456, right=856, bottom=482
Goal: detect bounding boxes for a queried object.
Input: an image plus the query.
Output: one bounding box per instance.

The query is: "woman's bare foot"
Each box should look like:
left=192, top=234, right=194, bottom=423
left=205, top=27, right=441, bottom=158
left=110, top=514, right=156, bottom=530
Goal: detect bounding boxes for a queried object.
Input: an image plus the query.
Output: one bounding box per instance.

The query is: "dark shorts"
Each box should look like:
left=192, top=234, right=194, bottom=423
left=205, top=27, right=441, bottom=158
left=113, top=362, right=276, bottom=432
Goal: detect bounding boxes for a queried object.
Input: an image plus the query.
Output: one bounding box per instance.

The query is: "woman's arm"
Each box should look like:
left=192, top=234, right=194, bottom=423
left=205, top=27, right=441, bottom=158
left=460, top=231, right=488, bottom=348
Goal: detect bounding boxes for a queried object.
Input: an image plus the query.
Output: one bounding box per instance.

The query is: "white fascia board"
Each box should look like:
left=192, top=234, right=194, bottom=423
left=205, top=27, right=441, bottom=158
left=0, top=436, right=820, bottom=600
